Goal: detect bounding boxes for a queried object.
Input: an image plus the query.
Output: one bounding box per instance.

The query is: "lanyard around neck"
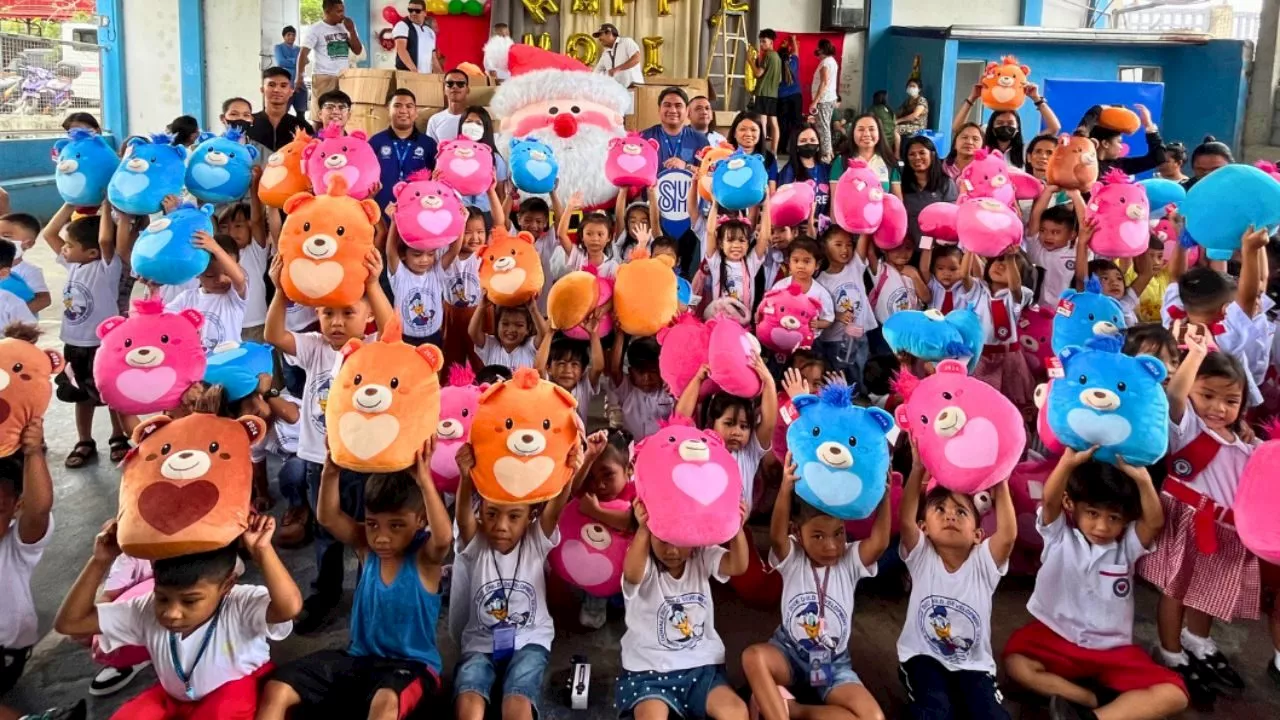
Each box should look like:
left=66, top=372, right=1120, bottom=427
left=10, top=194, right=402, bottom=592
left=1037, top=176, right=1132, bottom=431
left=168, top=598, right=226, bottom=700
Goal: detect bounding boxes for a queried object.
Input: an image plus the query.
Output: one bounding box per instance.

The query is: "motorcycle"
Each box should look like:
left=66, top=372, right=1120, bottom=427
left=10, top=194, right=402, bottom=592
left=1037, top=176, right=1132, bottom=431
left=17, top=64, right=77, bottom=115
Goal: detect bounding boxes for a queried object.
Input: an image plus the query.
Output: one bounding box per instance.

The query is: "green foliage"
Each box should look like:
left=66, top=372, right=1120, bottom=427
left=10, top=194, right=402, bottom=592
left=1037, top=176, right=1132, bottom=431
left=300, top=0, right=324, bottom=25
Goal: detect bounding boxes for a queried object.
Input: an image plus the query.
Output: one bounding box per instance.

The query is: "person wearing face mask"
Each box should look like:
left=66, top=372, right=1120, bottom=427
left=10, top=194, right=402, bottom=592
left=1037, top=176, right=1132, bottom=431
left=369, top=89, right=437, bottom=214
left=954, top=82, right=1060, bottom=167
left=895, top=79, right=929, bottom=140
left=779, top=124, right=831, bottom=220
left=220, top=97, right=270, bottom=170
left=454, top=107, right=508, bottom=216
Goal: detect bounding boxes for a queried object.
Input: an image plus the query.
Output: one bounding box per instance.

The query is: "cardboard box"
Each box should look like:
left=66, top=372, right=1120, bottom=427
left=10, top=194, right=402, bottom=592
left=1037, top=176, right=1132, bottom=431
left=396, top=71, right=446, bottom=109
left=339, top=69, right=394, bottom=105
left=346, top=103, right=390, bottom=137
left=632, top=78, right=710, bottom=132
left=415, top=107, right=443, bottom=134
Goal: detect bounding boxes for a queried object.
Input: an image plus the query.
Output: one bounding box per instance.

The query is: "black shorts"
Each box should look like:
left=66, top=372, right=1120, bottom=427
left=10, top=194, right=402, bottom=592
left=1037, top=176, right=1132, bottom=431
left=753, top=95, right=779, bottom=117
left=55, top=343, right=103, bottom=405
left=0, top=646, right=32, bottom=695
left=270, top=649, right=440, bottom=714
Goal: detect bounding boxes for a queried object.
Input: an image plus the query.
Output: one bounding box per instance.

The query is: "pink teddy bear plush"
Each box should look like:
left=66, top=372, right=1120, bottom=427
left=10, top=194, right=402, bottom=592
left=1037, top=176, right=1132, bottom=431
left=1086, top=168, right=1150, bottom=258
left=94, top=298, right=207, bottom=415
left=605, top=132, right=660, bottom=188
left=302, top=123, right=380, bottom=200
left=770, top=180, right=815, bottom=228
left=436, top=138, right=495, bottom=196
left=755, top=284, right=822, bottom=356
left=431, top=365, right=485, bottom=493
left=956, top=148, right=1043, bottom=208
left=392, top=171, right=468, bottom=250
left=832, top=159, right=886, bottom=235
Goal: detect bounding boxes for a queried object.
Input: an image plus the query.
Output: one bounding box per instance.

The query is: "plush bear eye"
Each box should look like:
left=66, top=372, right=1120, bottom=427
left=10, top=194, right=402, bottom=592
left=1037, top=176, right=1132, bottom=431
left=303, top=221, right=311, bottom=232
left=1087, top=313, right=1095, bottom=321
left=667, top=435, right=676, bottom=442
left=123, top=338, right=132, bottom=348
left=460, top=408, right=469, bottom=417
left=1116, top=381, right=1127, bottom=392
left=542, top=419, right=551, bottom=430
left=353, top=374, right=363, bottom=385
left=848, top=436, right=858, bottom=447
left=811, top=426, right=821, bottom=437
left=336, top=226, right=345, bottom=236
left=942, top=391, right=953, bottom=400
left=10, top=363, right=21, bottom=373
left=390, top=377, right=400, bottom=389
left=571, top=106, right=581, bottom=114
left=920, top=414, right=928, bottom=424
left=160, top=335, right=169, bottom=343
left=1078, top=374, right=1088, bottom=384
left=209, top=442, right=219, bottom=453
left=228, top=151, right=235, bottom=159
left=505, top=418, right=514, bottom=429
left=160, top=443, right=172, bottom=455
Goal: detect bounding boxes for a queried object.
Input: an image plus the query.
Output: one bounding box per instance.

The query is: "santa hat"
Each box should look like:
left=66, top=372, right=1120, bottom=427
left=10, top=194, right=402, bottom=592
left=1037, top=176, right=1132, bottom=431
left=485, top=36, right=632, bottom=121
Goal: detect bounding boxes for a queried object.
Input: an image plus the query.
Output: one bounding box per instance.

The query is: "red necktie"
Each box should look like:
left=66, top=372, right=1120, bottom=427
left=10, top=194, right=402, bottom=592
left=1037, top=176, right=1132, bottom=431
left=990, top=296, right=1013, bottom=342
left=940, top=289, right=954, bottom=315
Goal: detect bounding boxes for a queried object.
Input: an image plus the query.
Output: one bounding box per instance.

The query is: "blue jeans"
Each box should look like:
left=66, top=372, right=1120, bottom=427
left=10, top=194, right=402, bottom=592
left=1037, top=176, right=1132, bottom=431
left=303, top=460, right=366, bottom=599
left=453, top=645, right=550, bottom=712
left=290, top=83, right=308, bottom=118
left=279, top=454, right=307, bottom=508
left=769, top=626, right=862, bottom=701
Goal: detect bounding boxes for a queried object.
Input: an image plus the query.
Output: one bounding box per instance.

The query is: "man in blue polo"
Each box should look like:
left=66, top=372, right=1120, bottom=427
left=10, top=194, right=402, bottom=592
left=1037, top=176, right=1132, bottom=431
left=640, top=86, right=709, bottom=170
left=368, top=88, right=437, bottom=214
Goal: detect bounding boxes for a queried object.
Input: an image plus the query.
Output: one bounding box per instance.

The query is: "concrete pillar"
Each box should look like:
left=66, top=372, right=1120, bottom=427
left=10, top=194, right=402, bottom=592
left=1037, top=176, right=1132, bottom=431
left=1244, top=0, right=1280, bottom=154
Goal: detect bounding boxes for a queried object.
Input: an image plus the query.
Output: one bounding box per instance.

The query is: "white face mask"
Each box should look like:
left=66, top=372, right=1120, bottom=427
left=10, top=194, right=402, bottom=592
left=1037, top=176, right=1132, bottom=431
left=460, top=122, right=484, bottom=141
left=906, top=86, right=920, bottom=98
left=6, top=239, right=22, bottom=261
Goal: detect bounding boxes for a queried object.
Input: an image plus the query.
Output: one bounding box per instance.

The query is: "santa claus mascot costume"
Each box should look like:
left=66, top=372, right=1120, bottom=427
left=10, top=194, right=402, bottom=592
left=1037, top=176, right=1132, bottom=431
left=485, top=36, right=631, bottom=209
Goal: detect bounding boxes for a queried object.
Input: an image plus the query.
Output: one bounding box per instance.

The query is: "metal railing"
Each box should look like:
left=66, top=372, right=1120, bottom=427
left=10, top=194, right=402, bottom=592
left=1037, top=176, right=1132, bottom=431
left=0, top=31, right=103, bottom=136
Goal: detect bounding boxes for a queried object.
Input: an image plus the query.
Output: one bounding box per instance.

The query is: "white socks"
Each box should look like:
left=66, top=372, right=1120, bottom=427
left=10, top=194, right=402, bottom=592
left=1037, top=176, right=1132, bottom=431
left=1181, top=628, right=1219, bottom=659
left=1158, top=647, right=1189, bottom=667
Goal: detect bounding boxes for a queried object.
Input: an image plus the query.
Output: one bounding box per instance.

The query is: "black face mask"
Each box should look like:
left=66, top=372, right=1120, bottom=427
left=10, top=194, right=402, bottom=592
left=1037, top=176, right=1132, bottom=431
left=226, top=119, right=252, bottom=133
left=796, top=145, right=819, bottom=159
left=993, top=125, right=1017, bottom=142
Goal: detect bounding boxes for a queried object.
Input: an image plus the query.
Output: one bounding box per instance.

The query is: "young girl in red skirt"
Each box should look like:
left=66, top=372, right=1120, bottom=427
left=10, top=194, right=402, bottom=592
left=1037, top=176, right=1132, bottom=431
left=1138, top=328, right=1260, bottom=706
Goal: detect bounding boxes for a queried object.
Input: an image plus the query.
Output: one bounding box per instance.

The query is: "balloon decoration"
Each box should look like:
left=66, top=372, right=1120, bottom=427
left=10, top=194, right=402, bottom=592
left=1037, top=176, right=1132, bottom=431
left=571, top=0, right=600, bottom=12
left=565, top=32, right=601, bottom=66
left=523, top=32, right=553, bottom=50
left=743, top=46, right=757, bottom=93
left=425, top=0, right=448, bottom=13
left=657, top=0, right=674, bottom=16
left=723, top=0, right=749, bottom=11
left=642, top=37, right=664, bottom=76
left=523, top=0, right=560, bottom=24
left=612, top=0, right=629, bottom=15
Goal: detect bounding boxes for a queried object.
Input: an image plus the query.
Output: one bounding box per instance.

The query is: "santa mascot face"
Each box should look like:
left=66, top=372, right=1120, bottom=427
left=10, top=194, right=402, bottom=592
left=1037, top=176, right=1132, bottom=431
left=487, top=37, right=630, bottom=210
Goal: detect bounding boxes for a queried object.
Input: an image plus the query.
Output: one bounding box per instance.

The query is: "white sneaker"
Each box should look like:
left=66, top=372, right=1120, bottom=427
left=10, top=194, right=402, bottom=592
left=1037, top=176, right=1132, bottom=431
left=579, top=595, right=608, bottom=630
left=89, top=660, right=150, bottom=697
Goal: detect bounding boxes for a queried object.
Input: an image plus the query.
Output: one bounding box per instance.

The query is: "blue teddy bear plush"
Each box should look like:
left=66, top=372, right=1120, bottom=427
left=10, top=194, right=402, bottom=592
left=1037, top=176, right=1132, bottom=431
left=712, top=151, right=768, bottom=211
left=53, top=128, right=118, bottom=207
left=883, top=307, right=984, bottom=373
left=131, top=203, right=215, bottom=286
left=1046, top=336, right=1168, bottom=466
left=204, top=341, right=275, bottom=402
left=107, top=134, right=188, bottom=216
left=786, top=384, right=893, bottom=520
left=508, top=137, right=558, bottom=195
left=1051, top=277, right=1126, bottom=356
left=0, top=274, right=34, bottom=303
left=185, top=129, right=260, bottom=204
left=1182, top=164, right=1280, bottom=261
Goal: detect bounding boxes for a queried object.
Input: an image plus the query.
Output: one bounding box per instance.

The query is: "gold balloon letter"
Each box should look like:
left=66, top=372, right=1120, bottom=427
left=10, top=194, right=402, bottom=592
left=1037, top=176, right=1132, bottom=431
left=743, top=46, right=757, bottom=93
left=571, top=0, right=600, bottom=12
left=642, top=36, right=664, bottom=76
left=537, top=32, right=553, bottom=51
left=657, top=0, right=674, bottom=16
left=612, top=0, right=628, bottom=15
left=522, top=0, right=560, bottom=25
left=565, top=33, right=601, bottom=66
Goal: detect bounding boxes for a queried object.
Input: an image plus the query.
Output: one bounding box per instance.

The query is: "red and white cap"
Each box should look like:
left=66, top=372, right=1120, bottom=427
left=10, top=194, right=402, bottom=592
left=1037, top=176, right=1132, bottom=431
left=484, top=36, right=632, bottom=120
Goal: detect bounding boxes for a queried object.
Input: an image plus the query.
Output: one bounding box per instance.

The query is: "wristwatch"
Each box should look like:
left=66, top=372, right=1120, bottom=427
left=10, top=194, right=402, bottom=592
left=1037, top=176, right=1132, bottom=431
left=265, top=388, right=281, bottom=399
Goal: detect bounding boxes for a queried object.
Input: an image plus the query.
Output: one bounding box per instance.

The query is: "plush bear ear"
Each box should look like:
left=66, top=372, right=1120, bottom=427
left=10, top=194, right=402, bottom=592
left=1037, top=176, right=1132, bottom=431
left=44, top=349, right=64, bottom=376
left=392, top=181, right=408, bottom=199
left=417, top=343, right=444, bottom=372
left=172, top=144, right=189, bottom=161
left=1020, top=65, right=1031, bottom=77
left=351, top=130, right=368, bottom=142
left=96, top=315, right=128, bottom=340
left=983, top=62, right=998, bottom=74
left=1137, top=355, right=1168, bottom=383
left=53, top=138, right=70, bottom=154
left=131, top=415, right=173, bottom=445
left=1059, top=345, right=1083, bottom=363
left=360, top=198, right=382, bottom=225
left=935, top=359, right=967, bottom=375
left=893, top=405, right=911, bottom=430
left=195, top=132, right=216, bottom=145
left=792, top=393, right=819, bottom=411
left=125, top=136, right=149, bottom=150
left=867, top=407, right=896, bottom=435
left=179, top=308, right=205, bottom=331
left=517, top=230, right=537, bottom=245
left=646, top=138, right=659, bottom=151
left=200, top=203, right=216, bottom=217
left=283, top=191, right=315, bottom=215
left=1059, top=288, right=1077, bottom=302
left=237, top=415, right=268, bottom=447
left=301, top=141, right=319, bottom=164
left=340, top=338, right=365, bottom=361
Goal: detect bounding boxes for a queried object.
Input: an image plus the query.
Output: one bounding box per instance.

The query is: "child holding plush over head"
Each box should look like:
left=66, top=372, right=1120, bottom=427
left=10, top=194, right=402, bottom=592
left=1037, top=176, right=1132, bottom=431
left=608, top=335, right=675, bottom=441
left=1004, top=449, right=1189, bottom=720
left=555, top=195, right=618, bottom=280
left=968, top=248, right=1036, bottom=412
left=741, top=453, right=892, bottom=720
left=216, top=198, right=270, bottom=342
left=695, top=200, right=771, bottom=309
left=897, top=440, right=1016, bottom=719
left=614, top=498, right=751, bottom=720
left=1138, top=327, right=1261, bottom=705
left=469, top=295, right=549, bottom=373
left=1084, top=257, right=1151, bottom=328
left=0, top=420, right=53, bottom=697
left=165, top=231, right=248, bottom=354
left=442, top=208, right=490, bottom=366
left=572, top=428, right=638, bottom=630
left=920, top=244, right=976, bottom=315
left=385, top=208, right=446, bottom=347
left=1027, top=188, right=1088, bottom=308
left=862, top=234, right=928, bottom=342
left=538, top=330, right=605, bottom=428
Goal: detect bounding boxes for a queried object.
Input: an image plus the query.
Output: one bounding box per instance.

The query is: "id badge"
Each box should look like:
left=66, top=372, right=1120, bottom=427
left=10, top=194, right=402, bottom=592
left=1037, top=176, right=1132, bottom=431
left=493, top=622, right=516, bottom=661
left=807, top=647, right=832, bottom=687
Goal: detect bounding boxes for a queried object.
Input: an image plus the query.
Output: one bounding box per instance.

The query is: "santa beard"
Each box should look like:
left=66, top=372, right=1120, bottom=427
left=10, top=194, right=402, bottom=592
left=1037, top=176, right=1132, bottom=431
left=499, top=123, right=624, bottom=210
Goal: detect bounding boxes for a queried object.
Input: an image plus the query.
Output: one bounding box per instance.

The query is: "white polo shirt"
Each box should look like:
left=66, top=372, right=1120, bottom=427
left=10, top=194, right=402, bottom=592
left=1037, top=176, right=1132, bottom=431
left=1026, top=509, right=1149, bottom=650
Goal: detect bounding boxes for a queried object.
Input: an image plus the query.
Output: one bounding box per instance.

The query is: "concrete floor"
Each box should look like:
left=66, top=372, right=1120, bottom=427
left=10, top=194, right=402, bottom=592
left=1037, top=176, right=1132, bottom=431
left=5, top=244, right=1280, bottom=718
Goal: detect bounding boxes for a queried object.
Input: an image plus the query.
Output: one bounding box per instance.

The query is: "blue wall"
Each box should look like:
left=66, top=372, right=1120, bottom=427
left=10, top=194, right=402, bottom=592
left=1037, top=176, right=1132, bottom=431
left=0, top=137, right=114, bottom=221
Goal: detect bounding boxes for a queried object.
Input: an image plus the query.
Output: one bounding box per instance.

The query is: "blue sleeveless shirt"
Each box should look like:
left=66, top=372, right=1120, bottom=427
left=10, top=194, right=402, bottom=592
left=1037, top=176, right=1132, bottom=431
left=349, top=538, right=443, bottom=672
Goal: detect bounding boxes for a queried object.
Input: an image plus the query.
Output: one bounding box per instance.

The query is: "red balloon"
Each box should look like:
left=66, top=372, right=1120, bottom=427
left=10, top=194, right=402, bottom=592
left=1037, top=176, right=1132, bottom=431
left=381, top=5, right=402, bottom=24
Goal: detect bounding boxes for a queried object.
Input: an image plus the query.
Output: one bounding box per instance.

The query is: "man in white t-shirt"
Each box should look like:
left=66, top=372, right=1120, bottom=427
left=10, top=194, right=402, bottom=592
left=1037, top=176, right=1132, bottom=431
left=425, top=69, right=471, bottom=143
left=593, top=24, right=644, bottom=94
left=392, top=0, right=441, bottom=74
left=297, top=0, right=363, bottom=122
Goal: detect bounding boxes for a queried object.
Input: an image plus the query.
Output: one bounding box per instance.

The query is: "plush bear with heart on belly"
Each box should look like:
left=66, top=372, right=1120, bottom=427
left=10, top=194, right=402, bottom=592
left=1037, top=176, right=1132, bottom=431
left=470, top=368, right=579, bottom=505
left=279, top=175, right=380, bottom=308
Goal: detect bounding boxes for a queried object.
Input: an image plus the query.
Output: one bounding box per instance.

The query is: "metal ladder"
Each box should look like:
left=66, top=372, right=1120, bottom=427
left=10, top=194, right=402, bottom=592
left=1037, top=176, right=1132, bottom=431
left=703, top=8, right=750, bottom=110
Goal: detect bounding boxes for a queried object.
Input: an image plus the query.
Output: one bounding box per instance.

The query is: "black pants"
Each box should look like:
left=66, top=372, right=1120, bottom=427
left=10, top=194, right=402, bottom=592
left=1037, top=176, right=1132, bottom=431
left=899, top=656, right=1010, bottom=720
left=778, top=93, right=804, bottom=150
left=0, top=646, right=31, bottom=695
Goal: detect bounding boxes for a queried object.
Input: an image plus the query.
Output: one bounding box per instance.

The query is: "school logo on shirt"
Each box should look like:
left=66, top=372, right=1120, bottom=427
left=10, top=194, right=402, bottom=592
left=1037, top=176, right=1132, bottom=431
left=655, top=592, right=709, bottom=651
left=784, top=595, right=848, bottom=656
left=201, top=314, right=225, bottom=354
left=888, top=287, right=911, bottom=313
left=62, top=281, right=93, bottom=325
left=476, top=579, right=536, bottom=629
left=401, top=289, right=438, bottom=331
left=1112, top=577, right=1131, bottom=598
left=380, top=145, right=393, bottom=158
left=414, top=146, right=425, bottom=158
left=917, top=596, right=980, bottom=662
left=309, top=374, right=332, bottom=434
left=448, top=272, right=480, bottom=307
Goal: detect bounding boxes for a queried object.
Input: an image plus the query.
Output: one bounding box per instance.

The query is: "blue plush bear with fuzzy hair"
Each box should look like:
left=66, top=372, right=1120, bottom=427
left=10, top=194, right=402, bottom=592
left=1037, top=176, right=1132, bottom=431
left=1046, top=336, right=1168, bottom=466
left=107, top=134, right=188, bottom=216
left=712, top=151, right=768, bottom=211
left=1182, top=163, right=1280, bottom=261
left=509, top=137, right=558, bottom=195
left=883, top=307, right=984, bottom=373
left=786, top=384, right=894, bottom=520
left=185, top=129, right=260, bottom=204
left=53, top=128, right=118, bottom=207
left=131, top=203, right=215, bottom=286
left=1051, top=276, right=1126, bottom=356
left=204, top=341, right=274, bottom=402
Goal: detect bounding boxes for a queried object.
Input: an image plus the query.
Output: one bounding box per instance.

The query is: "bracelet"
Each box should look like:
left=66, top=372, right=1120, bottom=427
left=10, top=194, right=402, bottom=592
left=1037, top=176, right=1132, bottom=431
left=964, top=99, right=973, bottom=106
left=1034, top=100, right=1045, bottom=107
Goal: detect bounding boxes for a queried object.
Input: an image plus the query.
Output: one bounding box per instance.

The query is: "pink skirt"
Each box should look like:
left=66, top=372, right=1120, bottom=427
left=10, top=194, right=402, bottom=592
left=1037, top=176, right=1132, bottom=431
left=974, top=348, right=1035, bottom=414
left=1138, top=493, right=1261, bottom=621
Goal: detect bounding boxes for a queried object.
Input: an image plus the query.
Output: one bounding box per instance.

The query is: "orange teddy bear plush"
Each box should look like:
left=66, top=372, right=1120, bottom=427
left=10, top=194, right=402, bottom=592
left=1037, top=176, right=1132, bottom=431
left=697, top=142, right=736, bottom=203
left=479, top=226, right=544, bottom=307
left=546, top=270, right=599, bottom=330
left=981, top=55, right=1030, bottom=112
left=257, top=128, right=313, bottom=208
left=614, top=248, right=678, bottom=337
left=279, top=174, right=379, bottom=308
left=0, top=325, right=63, bottom=457
left=118, top=412, right=267, bottom=560
left=470, top=368, right=579, bottom=504
left=326, top=318, right=444, bottom=473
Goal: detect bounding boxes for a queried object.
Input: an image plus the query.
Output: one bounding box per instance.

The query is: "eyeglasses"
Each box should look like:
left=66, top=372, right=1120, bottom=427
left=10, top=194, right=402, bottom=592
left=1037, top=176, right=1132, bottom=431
left=321, top=103, right=350, bottom=112
left=445, top=80, right=468, bottom=89
left=408, top=7, right=424, bottom=13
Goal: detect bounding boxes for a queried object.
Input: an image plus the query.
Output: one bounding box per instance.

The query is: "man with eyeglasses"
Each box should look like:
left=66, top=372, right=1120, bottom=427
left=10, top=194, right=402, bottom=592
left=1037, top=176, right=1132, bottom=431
left=315, top=89, right=353, bottom=132
left=392, top=0, right=441, bottom=74
left=298, top=0, right=363, bottom=123
left=425, top=69, right=471, bottom=143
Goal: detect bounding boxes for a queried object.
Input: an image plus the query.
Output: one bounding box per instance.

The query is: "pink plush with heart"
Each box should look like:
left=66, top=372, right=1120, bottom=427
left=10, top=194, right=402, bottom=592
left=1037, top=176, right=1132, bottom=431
left=1154, top=214, right=1199, bottom=266
left=1017, top=305, right=1055, bottom=380
left=708, top=315, right=763, bottom=398
left=954, top=197, right=1024, bottom=257
left=957, top=148, right=1043, bottom=209
left=563, top=265, right=615, bottom=340
left=548, top=496, right=632, bottom=596
left=605, top=132, right=660, bottom=188
left=892, top=359, right=1026, bottom=493
left=301, top=124, right=381, bottom=200
left=832, top=159, right=886, bottom=234
left=436, top=138, right=495, bottom=196
left=918, top=202, right=960, bottom=242
left=1236, top=435, right=1280, bottom=564
left=392, top=172, right=468, bottom=250
left=1087, top=168, right=1150, bottom=258
left=94, top=298, right=207, bottom=415
left=873, top=192, right=909, bottom=250
left=634, top=417, right=743, bottom=546
left=978, top=458, right=1049, bottom=574
left=770, top=180, right=815, bottom=227
left=431, top=365, right=485, bottom=494
left=755, top=283, right=822, bottom=355
left=658, top=313, right=715, bottom=400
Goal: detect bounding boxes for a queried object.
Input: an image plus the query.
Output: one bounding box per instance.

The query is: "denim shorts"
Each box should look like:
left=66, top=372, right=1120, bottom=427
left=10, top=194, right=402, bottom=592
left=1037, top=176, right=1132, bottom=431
left=769, top=626, right=861, bottom=701
left=614, top=664, right=730, bottom=718
left=453, top=645, right=549, bottom=712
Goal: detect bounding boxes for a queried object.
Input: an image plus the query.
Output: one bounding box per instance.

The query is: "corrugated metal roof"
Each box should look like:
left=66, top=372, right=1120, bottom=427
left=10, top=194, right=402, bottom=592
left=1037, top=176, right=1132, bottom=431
left=891, top=24, right=1215, bottom=45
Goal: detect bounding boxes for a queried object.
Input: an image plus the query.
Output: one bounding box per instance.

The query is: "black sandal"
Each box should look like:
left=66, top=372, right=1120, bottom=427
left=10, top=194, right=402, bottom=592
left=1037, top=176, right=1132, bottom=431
left=107, top=435, right=131, bottom=463
left=65, top=441, right=98, bottom=469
